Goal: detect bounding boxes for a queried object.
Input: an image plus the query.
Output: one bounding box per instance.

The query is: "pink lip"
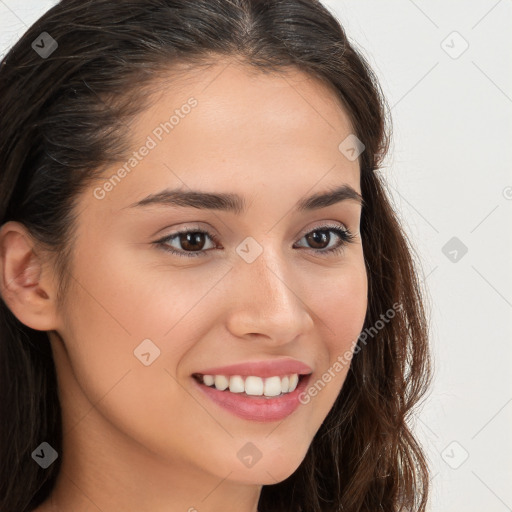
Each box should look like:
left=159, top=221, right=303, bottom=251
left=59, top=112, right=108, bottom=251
left=193, top=373, right=312, bottom=422
left=194, top=358, right=313, bottom=378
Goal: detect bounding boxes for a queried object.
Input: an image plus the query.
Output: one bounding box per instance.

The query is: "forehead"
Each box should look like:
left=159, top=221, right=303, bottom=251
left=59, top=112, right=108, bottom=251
left=88, top=59, right=361, bottom=213
left=134, top=59, right=356, bottom=153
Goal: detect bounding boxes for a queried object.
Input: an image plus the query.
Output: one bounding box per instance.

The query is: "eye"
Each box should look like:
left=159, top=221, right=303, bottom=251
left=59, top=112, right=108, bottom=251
left=154, top=223, right=356, bottom=258
left=154, top=228, right=220, bottom=258
left=293, top=224, right=357, bottom=256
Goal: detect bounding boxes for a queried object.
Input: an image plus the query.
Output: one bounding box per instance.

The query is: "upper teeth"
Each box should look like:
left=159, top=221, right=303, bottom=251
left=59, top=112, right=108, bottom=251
left=201, top=374, right=300, bottom=396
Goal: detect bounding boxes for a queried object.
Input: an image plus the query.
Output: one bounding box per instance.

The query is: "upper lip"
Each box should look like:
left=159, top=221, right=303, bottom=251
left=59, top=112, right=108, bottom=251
left=193, top=358, right=313, bottom=378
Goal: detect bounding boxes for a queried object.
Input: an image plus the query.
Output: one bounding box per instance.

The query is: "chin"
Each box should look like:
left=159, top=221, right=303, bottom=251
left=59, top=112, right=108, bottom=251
left=230, top=447, right=308, bottom=485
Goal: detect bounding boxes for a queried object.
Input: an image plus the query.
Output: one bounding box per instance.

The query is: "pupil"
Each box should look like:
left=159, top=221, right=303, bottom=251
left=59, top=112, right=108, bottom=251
left=182, top=232, right=204, bottom=251
left=307, top=230, right=328, bottom=249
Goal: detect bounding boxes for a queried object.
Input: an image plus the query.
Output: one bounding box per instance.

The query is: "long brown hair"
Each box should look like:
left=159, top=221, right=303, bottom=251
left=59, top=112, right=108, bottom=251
left=0, top=1, right=431, bottom=510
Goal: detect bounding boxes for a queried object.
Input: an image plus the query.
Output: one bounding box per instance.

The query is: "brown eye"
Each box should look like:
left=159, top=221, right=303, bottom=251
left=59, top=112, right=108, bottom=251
left=304, top=230, right=331, bottom=250
left=178, top=232, right=207, bottom=252
left=294, top=225, right=356, bottom=256
left=156, top=229, right=218, bottom=258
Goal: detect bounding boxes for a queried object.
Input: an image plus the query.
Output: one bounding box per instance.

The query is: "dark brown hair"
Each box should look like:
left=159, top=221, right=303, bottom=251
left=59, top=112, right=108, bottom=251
left=0, top=1, right=431, bottom=510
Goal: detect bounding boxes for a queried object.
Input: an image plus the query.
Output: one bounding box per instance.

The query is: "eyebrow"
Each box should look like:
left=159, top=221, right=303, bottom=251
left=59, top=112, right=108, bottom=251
left=125, top=184, right=364, bottom=214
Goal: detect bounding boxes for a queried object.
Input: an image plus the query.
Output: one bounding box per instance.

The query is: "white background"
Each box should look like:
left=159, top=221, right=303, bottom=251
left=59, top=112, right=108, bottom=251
left=1, top=1, right=511, bottom=510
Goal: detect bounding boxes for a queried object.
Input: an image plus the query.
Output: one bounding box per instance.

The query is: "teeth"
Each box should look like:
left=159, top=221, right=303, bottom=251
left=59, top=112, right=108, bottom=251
left=245, top=376, right=264, bottom=395
left=199, top=373, right=302, bottom=397
left=229, top=375, right=245, bottom=393
left=214, top=375, right=229, bottom=391
left=281, top=375, right=289, bottom=394
left=263, top=376, right=282, bottom=397
left=203, top=375, right=215, bottom=386
left=289, top=374, right=299, bottom=392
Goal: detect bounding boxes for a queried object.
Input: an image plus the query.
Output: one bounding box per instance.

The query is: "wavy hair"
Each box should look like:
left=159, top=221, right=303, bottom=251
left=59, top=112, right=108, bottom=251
left=0, top=1, right=431, bottom=510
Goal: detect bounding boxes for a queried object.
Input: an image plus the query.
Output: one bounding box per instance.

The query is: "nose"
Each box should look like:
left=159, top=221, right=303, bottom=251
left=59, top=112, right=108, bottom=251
left=225, top=246, right=314, bottom=346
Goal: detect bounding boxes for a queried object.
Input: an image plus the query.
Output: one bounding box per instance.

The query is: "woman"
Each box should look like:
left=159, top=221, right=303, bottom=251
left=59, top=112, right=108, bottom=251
left=0, top=1, right=431, bottom=511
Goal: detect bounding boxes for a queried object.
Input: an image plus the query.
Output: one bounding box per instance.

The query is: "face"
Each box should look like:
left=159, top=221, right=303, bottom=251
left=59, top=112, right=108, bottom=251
left=49, top=60, right=368, bottom=485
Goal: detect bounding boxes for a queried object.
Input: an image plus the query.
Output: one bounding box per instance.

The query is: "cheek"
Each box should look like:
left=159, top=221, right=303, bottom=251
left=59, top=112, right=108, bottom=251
left=311, top=260, right=368, bottom=353
left=57, top=241, right=192, bottom=412
left=57, top=252, right=209, bottom=462
left=297, top=259, right=367, bottom=412
left=57, top=239, right=223, bottom=433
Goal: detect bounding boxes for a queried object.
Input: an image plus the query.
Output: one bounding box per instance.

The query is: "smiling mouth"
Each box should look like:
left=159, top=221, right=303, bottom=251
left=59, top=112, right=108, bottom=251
left=192, top=372, right=308, bottom=398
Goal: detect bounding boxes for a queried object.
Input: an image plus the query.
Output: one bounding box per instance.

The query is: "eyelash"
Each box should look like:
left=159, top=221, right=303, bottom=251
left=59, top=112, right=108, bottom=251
left=154, top=223, right=357, bottom=259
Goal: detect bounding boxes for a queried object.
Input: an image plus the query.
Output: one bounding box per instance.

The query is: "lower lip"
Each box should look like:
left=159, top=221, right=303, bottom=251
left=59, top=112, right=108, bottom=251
left=192, top=374, right=311, bottom=422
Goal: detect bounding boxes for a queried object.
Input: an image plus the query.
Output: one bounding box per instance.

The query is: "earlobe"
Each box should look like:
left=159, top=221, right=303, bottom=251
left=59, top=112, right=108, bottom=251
left=0, top=221, right=56, bottom=331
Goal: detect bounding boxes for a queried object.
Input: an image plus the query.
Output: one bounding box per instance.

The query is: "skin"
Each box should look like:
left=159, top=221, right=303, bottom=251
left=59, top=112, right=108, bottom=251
left=0, top=59, right=367, bottom=512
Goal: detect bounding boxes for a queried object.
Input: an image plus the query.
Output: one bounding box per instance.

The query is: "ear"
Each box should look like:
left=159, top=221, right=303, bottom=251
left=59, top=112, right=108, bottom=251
left=0, top=221, right=60, bottom=331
